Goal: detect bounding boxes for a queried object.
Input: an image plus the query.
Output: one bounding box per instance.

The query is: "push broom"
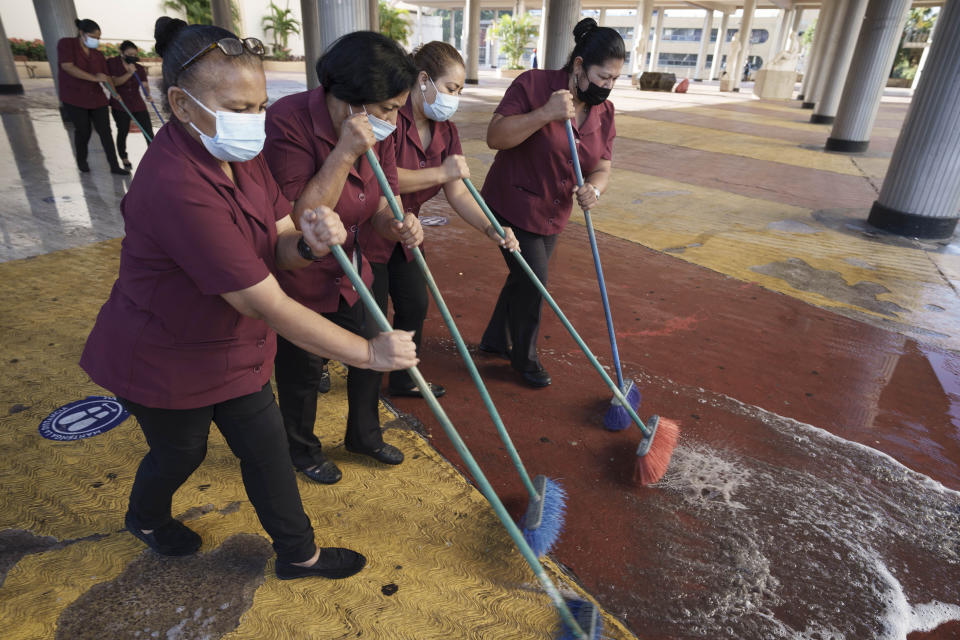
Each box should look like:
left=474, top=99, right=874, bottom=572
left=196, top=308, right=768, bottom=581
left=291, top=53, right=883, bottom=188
left=462, top=178, right=679, bottom=486
left=133, top=73, right=166, bottom=125
left=326, top=234, right=601, bottom=640
left=565, top=119, right=639, bottom=431
left=365, top=150, right=566, bottom=557
left=101, top=82, right=153, bottom=143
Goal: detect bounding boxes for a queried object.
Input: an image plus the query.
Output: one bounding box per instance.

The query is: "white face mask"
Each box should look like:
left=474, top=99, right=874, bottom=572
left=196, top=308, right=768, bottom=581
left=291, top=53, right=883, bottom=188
left=350, top=104, right=396, bottom=141
left=422, top=78, right=459, bottom=122
left=182, top=87, right=266, bottom=163
left=84, top=36, right=99, bottom=49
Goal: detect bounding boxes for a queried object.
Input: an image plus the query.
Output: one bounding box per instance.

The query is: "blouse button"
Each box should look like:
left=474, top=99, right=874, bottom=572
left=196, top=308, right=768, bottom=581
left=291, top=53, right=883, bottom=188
left=254, top=365, right=262, bottom=373
left=553, top=199, right=560, bottom=205
left=358, top=193, right=365, bottom=201
left=335, top=277, right=342, bottom=284
left=350, top=224, right=358, bottom=232
left=568, top=160, right=573, bottom=165
left=257, top=339, right=265, bottom=348
left=419, top=160, right=426, bottom=167
left=561, top=179, right=567, bottom=185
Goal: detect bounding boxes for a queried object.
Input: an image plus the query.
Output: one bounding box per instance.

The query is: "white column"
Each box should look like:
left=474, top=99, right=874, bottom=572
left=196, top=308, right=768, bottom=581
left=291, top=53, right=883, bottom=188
left=629, top=0, right=654, bottom=78
left=710, top=11, right=730, bottom=80
left=300, top=0, right=322, bottom=90
left=544, top=0, right=582, bottom=70
left=732, top=0, right=757, bottom=91
left=417, top=7, right=423, bottom=45
left=515, top=0, right=526, bottom=15
left=693, top=10, right=714, bottom=81
left=800, top=0, right=840, bottom=105
left=910, top=13, right=937, bottom=91
left=769, top=8, right=787, bottom=57
left=811, top=0, right=869, bottom=124
left=808, top=0, right=850, bottom=107
left=789, top=7, right=805, bottom=50
left=211, top=0, right=233, bottom=30
left=32, top=0, right=78, bottom=95
left=318, top=0, right=369, bottom=51
left=537, top=0, right=549, bottom=63
left=826, top=0, right=911, bottom=150
left=0, top=15, right=23, bottom=94
left=464, top=0, right=481, bottom=82
left=599, top=8, right=607, bottom=25
left=369, top=0, right=379, bottom=31
left=647, top=9, right=664, bottom=72
left=868, top=0, right=960, bottom=239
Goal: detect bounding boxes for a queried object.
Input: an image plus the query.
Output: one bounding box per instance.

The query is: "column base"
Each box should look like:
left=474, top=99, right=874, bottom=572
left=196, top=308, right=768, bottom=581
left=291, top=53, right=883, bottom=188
left=801, top=101, right=816, bottom=109
left=825, top=137, right=869, bottom=153
left=796, top=93, right=805, bottom=101
left=0, top=84, right=24, bottom=95
left=868, top=201, right=958, bottom=239
left=693, top=78, right=704, bottom=82
left=465, top=78, right=479, bottom=85
left=810, top=113, right=835, bottom=124
left=732, top=87, right=740, bottom=92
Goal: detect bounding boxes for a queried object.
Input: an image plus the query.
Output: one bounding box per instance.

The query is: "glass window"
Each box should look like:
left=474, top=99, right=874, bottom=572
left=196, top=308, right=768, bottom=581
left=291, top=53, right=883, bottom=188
left=710, top=28, right=769, bottom=43
left=657, top=52, right=698, bottom=67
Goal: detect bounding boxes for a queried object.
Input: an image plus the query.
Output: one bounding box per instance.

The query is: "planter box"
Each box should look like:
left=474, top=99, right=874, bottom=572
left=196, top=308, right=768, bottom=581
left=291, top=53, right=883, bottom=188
left=887, top=77, right=912, bottom=88
left=497, top=68, right=526, bottom=79
left=263, top=60, right=306, bottom=73
left=15, top=60, right=51, bottom=80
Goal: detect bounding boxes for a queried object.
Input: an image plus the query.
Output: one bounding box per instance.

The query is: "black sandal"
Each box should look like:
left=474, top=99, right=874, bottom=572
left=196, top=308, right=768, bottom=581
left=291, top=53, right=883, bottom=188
left=125, top=512, right=201, bottom=556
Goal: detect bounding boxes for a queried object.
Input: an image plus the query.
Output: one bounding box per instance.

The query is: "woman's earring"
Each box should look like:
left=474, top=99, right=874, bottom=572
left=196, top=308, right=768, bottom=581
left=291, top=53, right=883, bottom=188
left=420, top=84, right=427, bottom=91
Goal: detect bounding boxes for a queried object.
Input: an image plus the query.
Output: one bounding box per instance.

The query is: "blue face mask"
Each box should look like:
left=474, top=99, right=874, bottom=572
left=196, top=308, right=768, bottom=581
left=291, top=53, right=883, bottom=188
left=83, top=35, right=99, bottom=49
left=422, top=77, right=459, bottom=122
left=181, top=87, right=266, bottom=162
left=350, top=104, right=396, bottom=141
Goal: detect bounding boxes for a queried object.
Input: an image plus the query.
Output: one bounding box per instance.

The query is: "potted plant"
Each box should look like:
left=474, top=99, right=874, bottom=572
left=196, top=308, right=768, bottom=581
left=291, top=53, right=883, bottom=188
left=379, top=0, right=411, bottom=44
left=262, top=2, right=301, bottom=57
left=489, top=13, right=538, bottom=78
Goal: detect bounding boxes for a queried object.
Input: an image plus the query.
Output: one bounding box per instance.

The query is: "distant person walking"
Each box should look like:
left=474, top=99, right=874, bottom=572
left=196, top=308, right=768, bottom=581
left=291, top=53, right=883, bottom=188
left=531, top=48, right=538, bottom=69
left=107, top=41, right=155, bottom=169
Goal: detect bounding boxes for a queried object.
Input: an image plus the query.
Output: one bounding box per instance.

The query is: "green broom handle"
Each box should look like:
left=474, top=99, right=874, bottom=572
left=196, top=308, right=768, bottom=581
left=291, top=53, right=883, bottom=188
left=364, top=150, right=538, bottom=500
left=462, top=177, right=651, bottom=438
left=101, top=82, right=153, bottom=143
left=328, top=241, right=586, bottom=639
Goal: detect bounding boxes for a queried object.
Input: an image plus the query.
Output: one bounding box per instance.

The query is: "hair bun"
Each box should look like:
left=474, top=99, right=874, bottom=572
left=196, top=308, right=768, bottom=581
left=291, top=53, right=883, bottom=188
left=154, top=16, right=188, bottom=58
left=573, top=17, right=599, bottom=44
left=74, top=19, right=83, bottom=29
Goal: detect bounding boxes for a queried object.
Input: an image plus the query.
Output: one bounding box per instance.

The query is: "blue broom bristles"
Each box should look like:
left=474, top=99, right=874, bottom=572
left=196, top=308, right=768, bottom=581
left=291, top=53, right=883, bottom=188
left=557, top=598, right=603, bottom=640
left=603, top=379, right=642, bottom=431
left=521, top=476, right=567, bottom=557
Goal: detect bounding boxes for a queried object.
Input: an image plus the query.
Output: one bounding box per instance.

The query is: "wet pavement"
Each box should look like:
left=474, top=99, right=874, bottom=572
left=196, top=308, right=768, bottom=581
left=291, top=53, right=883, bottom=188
left=1, top=71, right=958, bottom=639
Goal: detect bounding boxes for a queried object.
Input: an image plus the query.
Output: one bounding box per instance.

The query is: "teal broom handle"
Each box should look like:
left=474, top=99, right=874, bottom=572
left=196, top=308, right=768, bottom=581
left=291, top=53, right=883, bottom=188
left=328, top=241, right=586, bottom=639
left=101, top=82, right=153, bottom=143
left=461, top=177, right=650, bottom=437
left=363, top=150, right=538, bottom=500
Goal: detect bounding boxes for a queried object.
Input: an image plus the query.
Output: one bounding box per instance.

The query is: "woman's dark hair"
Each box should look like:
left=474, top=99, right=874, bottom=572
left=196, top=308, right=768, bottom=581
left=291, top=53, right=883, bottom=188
left=120, top=40, right=137, bottom=52
left=562, top=18, right=625, bottom=73
left=154, top=16, right=261, bottom=111
left=412, top=41, right=464, bottom=80
left=317, top=31, right=417, bottom=104
left=75, top=19, right=100, bottom=34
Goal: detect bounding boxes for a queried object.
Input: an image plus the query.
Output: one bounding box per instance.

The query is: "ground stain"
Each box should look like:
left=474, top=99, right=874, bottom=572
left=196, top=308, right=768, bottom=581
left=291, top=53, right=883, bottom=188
left=751, top=257, right=908, bottom=317
left=0, top=529, right=59, bottom=586
left=54, top=533, right=272, bottom=640
left=766, top=219, right=820, bottom=234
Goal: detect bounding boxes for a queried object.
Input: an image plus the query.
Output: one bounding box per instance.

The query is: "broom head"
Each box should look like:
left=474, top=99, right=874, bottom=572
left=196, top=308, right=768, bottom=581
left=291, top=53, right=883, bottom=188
left=557, top=598, right=602, bottom=640
left=633, top=415, right=680, bottom=485
left=521, top=475, right=567, bottom=557
left=603, top=379, right=642, bottom=431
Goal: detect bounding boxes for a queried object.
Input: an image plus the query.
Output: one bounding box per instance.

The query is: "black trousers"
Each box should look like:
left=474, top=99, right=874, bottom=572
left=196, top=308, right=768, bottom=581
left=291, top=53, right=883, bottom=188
left=275, top=294, right=386, bottom=471
left=111, top=108, right=154, bottom=158
left=62, top=102, right=120, bottom=169
left=481, top=214, right=558, bottom=372
left=371, top=243, right=428, bottom=390
left=120, top=383, right=316, bottom=564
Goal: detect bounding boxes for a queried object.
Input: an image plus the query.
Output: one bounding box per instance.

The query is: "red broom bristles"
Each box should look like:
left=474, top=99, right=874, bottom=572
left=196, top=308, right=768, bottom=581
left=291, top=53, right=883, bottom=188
left=633, top=418, right=680, bottom=485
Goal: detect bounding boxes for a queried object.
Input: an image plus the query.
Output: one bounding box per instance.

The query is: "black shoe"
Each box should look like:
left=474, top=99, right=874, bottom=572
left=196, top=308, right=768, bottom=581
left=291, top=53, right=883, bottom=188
left=388, top=381, right=446, bottom=399
left=520, top=368, right=552, bottom=388
left=478, top=343, right=511, bottom=360
left=318, top=364, right=331, bottom=394
left=121, top=157, right=132, bottom=169
left=275, top=547, right=367, bottom=580
left=300, top=460, right=342, bottom=484
left=345, top=442, right=404, bottom=465
left=111, top=166, right=131, bottom=176
left=77, top=160, right=90, bottom=173
left=125, top=512, right=201, bottom=556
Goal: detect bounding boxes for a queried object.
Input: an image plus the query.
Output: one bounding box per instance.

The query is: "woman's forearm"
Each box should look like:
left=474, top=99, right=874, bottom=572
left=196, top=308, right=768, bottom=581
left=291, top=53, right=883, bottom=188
left=292, top=147, right=355, bottom=224
left=61, top=62, right=98, bottom=83
left=396, top=166, right=448, bottom=194
left=444, top=181, right=493, bottom=235
left=486, top=109, right=552, bottom=150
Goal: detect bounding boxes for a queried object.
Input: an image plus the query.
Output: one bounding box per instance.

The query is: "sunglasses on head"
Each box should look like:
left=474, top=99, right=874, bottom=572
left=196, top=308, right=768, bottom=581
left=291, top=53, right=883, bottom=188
left=178, top=37, right=265, bottom=78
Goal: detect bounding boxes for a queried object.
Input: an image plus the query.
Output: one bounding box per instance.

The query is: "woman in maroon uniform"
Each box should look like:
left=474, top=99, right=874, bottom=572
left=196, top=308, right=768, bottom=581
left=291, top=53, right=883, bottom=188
left=80, top=18, right=416, bottom=580
left=57, top=18, right=128, bottom=175
left=479, top=18, right=623, bottom=388
left=380, top=41, right=518, bottom=399
left=106, top=40, right=155, bottom=168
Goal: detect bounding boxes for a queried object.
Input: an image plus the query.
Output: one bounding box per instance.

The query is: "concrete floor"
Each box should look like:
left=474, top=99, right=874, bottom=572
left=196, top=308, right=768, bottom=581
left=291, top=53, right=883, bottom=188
left=1, top=70, right=959, bottom=639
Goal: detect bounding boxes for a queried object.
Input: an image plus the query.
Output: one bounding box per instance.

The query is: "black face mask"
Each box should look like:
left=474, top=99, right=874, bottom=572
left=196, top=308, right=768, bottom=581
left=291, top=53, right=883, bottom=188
left=576, top=73, right=611, bottom=106
left=124, top=55, right=139, bottom=64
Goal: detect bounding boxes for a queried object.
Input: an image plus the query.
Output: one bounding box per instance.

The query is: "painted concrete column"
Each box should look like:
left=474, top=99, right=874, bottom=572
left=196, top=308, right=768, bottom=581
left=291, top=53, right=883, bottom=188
left=300, top=0, right=321, bottom=89
left=0, top=16, right=24, bottom=95
left=514, top=0, right=526, bottom=16
left=599, top=8, right=607, bottom=25
left=769, top=8, right=787, bottom=57
left=544, top=0, right=581, bottom=70
left=32, top=0, right=78, bottom=95
left=868, top=0, right=960, bottom=239
left=911, top=12, right=937, bottom=91
left=647, top=9, right=664, bottom=72
left=800, top=0, right=840, bottom=104
left=811, top=0, right=868, bottom=124
left=825, top=0, right=911, bottom=150
left=710, top=11, right=730, bottom=80
left=369, top=0, right=379, bottom=31
left=807, top=0, right=849, bottom=108
left=629, top=0, right=654, bottom=78
left=732, top=0, right=756, bottom=91
left=318, top=0, right=369, bottom=52
left=210, top=0, right=232, bottom=30
left=537, top=0, right=549, bottom=64
left=694, top=10, right=714, bottom=81
left=464, top=0, right=481, bottom=82
left=789, top=7, right=805, bottom=50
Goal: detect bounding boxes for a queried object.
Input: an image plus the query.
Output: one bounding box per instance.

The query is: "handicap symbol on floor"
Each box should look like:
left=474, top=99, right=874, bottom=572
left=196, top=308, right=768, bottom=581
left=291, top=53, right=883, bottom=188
left=38, top=396, right=130, bottom=441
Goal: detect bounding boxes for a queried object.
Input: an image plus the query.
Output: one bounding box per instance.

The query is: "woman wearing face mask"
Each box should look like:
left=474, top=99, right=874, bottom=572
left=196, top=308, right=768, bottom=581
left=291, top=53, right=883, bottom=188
left=479, top=18, right=623, bottom=388
left=80, top=17, right=417, bottom=579
left=376, top=41, right=519, bottom=399
left=57, top=18, right=129, bottom=175
left=106, top=41, right=155, bottom=169
left=263, top=32, right=423, bottom=486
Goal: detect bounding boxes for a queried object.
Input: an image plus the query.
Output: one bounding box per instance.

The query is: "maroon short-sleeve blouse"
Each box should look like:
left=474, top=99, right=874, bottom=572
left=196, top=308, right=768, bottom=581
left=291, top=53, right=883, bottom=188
left=106, top=56, right=147, bottom=113
left=480, top=69, right=616, bottom=236
left=80, top=122, right=292, bottom=409
left=57, top=37, right=109, bottom=109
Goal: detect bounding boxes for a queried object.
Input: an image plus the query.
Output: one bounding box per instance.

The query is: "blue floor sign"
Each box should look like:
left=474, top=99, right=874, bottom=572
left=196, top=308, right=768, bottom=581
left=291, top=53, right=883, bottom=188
left=39, top=396, right=130, bottom=441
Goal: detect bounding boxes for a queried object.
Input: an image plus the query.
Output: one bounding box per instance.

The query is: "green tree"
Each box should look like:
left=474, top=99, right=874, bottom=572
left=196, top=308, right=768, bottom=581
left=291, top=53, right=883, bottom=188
left=261, top=2, right=301, bottom=56
left=379, top=0, right=410, bottom=44
left=161, top=0, right=240, bottom=31
left=490, top=13, right=538, bottom=70
left=801, top=18, right=816, bottom=48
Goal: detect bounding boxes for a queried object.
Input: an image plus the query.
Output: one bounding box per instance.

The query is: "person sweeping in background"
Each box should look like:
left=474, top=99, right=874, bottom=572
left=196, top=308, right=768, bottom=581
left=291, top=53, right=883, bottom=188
left=57, top=18, right=129, bottom=175
left=106, top=40, right=155, bottom=169
left=479, top=18, right=622, bottom=389
left=380, top=41, right=519, bottom=400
